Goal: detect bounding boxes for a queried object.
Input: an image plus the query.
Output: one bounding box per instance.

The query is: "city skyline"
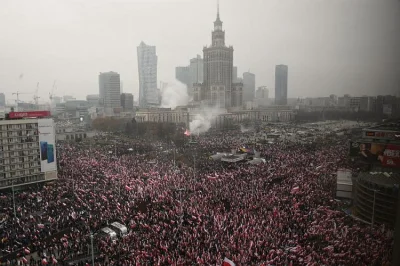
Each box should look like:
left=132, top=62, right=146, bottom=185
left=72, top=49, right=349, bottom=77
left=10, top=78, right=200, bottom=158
left=0, top=0, right=399, bottom=103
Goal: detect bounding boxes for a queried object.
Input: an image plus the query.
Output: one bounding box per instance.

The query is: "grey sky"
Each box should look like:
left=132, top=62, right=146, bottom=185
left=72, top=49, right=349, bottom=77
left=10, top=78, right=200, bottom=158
left=0, top=0, right=399, bottom=103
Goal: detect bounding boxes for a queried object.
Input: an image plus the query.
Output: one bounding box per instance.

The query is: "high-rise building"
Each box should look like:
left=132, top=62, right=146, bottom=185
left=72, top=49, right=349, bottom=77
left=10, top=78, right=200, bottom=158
left=189, top=55, right=204, bottom=85
left=243, top=72, right=255, bottom=102
left=137, top=41, right=159, bottom=107
left=176, top=66, right=191, bottom=87
left=232, top=67, right=238, bottom=82
left=0, top=113, right=57, bottom=189
left=99, top=71, right=122, bottom=115
left=0, top=93, right=5, bottom=107
left=275, top=65, right=288, bottom=105
left=193, top=4, right=243, bottom=108
left=121, top=93, right=134, bottom=112
left=256, top=86, right=269, bottom=106
left=175, top=55, right=204, bottom=97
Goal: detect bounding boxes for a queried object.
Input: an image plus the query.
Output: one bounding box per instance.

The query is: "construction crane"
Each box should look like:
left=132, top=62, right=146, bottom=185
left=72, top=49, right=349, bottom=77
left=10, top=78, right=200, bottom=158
left=12, top=91, right=34, bottom=103
left=49, top=80, right=57, bottom=101
left=34, top=82, right=40, bottom=107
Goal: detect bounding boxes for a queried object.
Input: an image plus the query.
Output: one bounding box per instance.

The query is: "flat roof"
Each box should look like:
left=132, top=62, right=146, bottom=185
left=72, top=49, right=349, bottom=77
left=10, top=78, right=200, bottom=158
left=358, top=171, right=400, bottom=188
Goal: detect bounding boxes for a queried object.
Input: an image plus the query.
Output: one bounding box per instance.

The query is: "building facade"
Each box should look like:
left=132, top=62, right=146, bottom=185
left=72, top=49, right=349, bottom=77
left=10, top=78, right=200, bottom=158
left=99, top=72, right=122, bottom=116
left=175, top=55, right=204, bottom=97
left=193, top=7, right=243, bottom=108
left=86, top=94, right=100, bottom=107
left=0, top=115, right=57, bottom=189
left=243, top=72, right=256, bottom=103
left=255, top=86, right=269, bottom=106
left=275, top=65, right=288, bottom=105
left=175, top=66, right=191, bottom=87
left=121, top=93, right=134, bottom=112
left=137, top=41, right=159, bottom=107
left=0, top=93, right=5, bottom=107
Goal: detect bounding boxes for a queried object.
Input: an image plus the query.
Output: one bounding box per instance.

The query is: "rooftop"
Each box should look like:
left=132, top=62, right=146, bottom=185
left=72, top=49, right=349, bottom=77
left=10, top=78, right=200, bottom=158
left=358, top=171, right=400, bottom=188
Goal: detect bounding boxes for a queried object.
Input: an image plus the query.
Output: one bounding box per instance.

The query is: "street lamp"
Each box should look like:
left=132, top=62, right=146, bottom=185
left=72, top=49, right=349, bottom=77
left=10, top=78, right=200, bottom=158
left=11, top=180, right=16, bottom=217
left=371, top=189, right=380, bottom=226
left=90, top=233, right=95, bottom=266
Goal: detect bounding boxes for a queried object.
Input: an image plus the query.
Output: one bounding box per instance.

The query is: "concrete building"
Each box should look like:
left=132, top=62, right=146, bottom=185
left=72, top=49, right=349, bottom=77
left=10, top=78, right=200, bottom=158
left=99, top=71, right=122, bottom=116
left=55, top=100, right=89, bottom=121
left=86, top=94, right=100, bottom=107
left=193, top=5, right=243, bottom=108
left=137, top=41, right=159, bottom=107
left=63, top=95, right=76, bottom=102
left=121, top=93, right=134, bottom=112
left=0, top=93, right=5, bottom=107
left=232, top=67, right=238, bottom=82
left=175, top=55, right=204, bottom=97
left=175, top=66, right=191, bottom=87
left=243, top=72, right=256, bottom=103
left=275, top=65, right=288, bottom=105
left=255, top=86, right=269, bottom=106
left=190, top=55, right=204, bottom=85
left=135, top=105, right=295, bottom=128
left=0, top=115, right=57, bottom=189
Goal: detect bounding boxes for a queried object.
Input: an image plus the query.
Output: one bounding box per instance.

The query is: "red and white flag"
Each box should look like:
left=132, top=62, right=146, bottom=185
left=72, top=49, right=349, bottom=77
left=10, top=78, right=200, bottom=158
left=184, top=129, right=191, bottom=136
left=290, top=186, right=300, bottom=194
left=222, top=257, right=236, bottom=266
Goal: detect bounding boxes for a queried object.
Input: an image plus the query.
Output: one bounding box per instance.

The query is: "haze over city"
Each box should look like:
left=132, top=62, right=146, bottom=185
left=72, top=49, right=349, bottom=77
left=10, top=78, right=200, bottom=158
left=0, top=0, right=399, bottom=103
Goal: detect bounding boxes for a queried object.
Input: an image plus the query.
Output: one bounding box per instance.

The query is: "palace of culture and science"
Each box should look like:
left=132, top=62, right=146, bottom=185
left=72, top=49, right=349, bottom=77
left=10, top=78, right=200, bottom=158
left=193, top=5, right=243, bottom=108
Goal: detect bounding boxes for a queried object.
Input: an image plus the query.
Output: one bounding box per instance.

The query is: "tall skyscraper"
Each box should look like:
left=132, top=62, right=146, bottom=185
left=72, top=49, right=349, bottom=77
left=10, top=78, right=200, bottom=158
left=243, top=72, right=255, bottom=102
left=232, top=66, right=238, bottom=82
left=99, top=71, right=121, bottom=115
left=121, top=93, right=134, bottom=112
left=189, top=55, right=204, bottom=85
left=275, top=65, right=288, bottom=105
left=0, top=93, right=5, bottom=107
left=176, top=66, right=190, bottom=87
left=193, top=3, right=243, bottom=108
left=137, top=41, right=158, bottom=107
left=175, top=55, right=204, bottom=97
left=256, top=86, right=269, bottom=106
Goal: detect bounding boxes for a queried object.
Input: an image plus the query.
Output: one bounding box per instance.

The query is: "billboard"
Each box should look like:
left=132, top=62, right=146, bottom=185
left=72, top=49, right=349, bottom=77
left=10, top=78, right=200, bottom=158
left=349, top=141, right=400, bottom=168
left=9, top=111, right=50, bottom=119
left=38, top=119, right=57, bottom=172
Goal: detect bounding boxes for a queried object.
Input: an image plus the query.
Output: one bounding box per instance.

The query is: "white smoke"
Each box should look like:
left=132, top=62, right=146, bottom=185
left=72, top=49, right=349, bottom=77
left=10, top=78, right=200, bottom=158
left=189, top=107, right=225, bottom=134
left=161, top=81, right=189, bottom=109
left=240, top=124, right=253, bottom=133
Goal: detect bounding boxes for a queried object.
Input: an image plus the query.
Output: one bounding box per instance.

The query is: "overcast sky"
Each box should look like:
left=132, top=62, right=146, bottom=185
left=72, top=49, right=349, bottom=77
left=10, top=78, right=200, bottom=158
left=0, top=0, right=399, bottom=103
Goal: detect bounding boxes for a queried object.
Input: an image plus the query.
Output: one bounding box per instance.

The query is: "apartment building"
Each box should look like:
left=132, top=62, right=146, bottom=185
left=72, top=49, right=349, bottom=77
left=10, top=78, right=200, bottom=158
left=0, top=112, right=57, bottom=189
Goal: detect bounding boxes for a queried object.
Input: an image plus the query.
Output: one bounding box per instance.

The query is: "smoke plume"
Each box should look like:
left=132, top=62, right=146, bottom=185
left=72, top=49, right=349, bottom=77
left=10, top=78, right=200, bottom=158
left=189, top=107, right=225, bottom=134
left=240, top=124, right=253, bottom=133
left=161, top=81, right=189, bottom=109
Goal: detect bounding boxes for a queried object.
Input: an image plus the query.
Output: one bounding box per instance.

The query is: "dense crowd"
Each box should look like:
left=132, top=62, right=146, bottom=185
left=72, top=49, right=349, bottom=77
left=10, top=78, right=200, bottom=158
left=0, top=124, right=394, bottom=265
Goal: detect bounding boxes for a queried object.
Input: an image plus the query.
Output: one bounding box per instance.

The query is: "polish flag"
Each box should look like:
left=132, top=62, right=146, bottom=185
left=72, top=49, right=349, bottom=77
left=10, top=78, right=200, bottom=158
left=41, top=258, right=48, bottom=265
left=24, top=248, right=30, bottom=255
left=290, top=186, right=300, bottom=194
left=125, top=185, right=132, bottom=191
left=222, top=257, right=236, bottom=266
left=22, top=257, right=28, bottom=264
left=184, top=129, right=191, bottom=136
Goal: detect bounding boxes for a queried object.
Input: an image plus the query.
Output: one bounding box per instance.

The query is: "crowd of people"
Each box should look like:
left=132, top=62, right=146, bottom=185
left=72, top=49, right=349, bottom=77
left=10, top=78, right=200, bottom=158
left=0, top=123, right=394, bottom=265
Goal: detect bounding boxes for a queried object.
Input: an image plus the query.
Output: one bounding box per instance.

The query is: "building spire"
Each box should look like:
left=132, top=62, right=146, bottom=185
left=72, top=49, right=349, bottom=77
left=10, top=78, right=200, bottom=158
left=217, top=0, right=220, bottom=20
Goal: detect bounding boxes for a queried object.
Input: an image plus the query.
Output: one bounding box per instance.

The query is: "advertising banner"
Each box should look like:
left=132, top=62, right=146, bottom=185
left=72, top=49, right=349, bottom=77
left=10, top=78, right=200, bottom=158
left=349, top=141, right=400, bottom=168
left=9, top=111, right=50, bottom=119
left=38, top=119, right=57, bottom=172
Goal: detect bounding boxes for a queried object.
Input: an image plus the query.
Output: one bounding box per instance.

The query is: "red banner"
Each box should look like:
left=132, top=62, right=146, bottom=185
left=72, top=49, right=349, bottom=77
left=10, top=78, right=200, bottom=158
left=382, top=157, right=400, bottom=167
left=9, top=111, right=50, bottom=119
